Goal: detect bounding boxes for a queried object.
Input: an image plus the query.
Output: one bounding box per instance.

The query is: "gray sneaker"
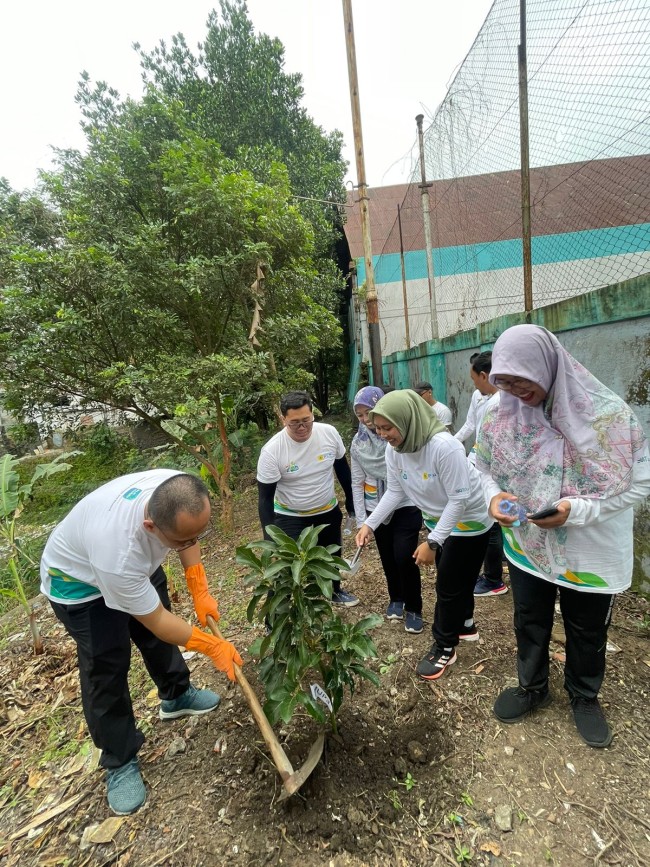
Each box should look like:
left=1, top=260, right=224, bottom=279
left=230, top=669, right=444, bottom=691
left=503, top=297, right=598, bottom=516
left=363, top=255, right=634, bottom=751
left=106, top=758, right=146, bottom=815
left=159, top=684, right=221, bottom=720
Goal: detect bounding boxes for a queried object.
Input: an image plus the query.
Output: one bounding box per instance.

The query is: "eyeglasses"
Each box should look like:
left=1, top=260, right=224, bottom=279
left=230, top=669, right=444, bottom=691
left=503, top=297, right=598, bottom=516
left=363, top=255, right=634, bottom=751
left=167, top=526, right=212, bottom=552
left=285, top=417, right=315, bottom=430
left=154, top=523, right=212, bottom=552
left=493, top=377, right=534, bottom=394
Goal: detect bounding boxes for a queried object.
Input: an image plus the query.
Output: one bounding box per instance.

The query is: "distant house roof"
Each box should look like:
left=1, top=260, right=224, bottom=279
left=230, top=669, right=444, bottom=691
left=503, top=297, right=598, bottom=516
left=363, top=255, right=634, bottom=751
left=344, top=154, right=650, bottom=259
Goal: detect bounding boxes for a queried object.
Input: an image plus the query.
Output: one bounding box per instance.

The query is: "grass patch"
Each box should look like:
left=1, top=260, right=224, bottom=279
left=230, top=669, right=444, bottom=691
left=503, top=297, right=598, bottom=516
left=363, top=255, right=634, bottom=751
left=36, top=709, right=85, bottom=766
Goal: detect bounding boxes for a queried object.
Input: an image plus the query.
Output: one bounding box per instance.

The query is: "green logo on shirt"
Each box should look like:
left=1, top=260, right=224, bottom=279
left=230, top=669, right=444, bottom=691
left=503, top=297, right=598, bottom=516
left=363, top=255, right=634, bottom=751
left=123, top=487, right=142, bottom=500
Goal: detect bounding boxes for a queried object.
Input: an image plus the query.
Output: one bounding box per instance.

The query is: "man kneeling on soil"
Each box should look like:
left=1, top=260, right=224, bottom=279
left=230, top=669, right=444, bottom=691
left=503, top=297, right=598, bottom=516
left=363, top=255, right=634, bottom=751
left=40, top=470, right=243, bottom=815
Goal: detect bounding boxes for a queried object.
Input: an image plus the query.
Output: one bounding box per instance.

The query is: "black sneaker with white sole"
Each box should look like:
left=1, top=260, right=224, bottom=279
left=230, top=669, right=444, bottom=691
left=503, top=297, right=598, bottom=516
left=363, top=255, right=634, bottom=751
left=415, top=645, right=457, bottom=681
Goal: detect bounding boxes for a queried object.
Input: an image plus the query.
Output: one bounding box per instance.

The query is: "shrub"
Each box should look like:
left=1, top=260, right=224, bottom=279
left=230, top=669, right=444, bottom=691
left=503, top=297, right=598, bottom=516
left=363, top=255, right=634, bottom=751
left=237, top=525, right=381, bottom=735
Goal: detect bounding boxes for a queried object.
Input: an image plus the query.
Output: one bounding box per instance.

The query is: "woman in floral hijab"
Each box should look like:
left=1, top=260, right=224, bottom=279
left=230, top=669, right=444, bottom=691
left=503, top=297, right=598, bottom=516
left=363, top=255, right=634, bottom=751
left=476, top=324, right=650, bottom=748
left=350, top=387, right=423, bottom=633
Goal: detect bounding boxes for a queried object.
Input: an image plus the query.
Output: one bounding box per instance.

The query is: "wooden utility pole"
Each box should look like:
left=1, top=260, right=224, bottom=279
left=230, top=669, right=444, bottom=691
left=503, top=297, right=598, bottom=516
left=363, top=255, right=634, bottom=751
left=342, top=0, right=383, bottom=384
left=519, top=0, right=533, bottom=311
left=416, top=114, right=439, bottom=340
left=397, top=204, right=411, bottom=349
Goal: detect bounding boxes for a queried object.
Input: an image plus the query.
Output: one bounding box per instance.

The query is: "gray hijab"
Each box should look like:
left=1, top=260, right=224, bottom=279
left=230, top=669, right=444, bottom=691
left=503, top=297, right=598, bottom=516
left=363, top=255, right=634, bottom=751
left=350, top=386, right=388, bottom=496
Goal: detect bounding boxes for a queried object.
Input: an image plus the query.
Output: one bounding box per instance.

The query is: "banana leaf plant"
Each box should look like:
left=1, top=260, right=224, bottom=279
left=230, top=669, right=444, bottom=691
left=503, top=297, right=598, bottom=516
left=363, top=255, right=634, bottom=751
left=0, top=452, right=77, bottom=654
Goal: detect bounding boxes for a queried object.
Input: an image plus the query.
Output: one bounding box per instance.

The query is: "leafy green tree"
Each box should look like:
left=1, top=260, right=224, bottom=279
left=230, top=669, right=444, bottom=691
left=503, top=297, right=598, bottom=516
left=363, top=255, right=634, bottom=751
left=135, top=0, right=347, bottom=260
left=0, top=93, right=341, bottom=527
left=135, top=0, right=350, bottom=403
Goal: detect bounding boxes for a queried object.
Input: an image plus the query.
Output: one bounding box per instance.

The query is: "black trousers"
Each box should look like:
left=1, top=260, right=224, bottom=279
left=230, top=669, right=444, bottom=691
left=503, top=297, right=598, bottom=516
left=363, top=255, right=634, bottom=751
left=509, top=562, right=615, bottom=699
left=482, top=521, right=504, bottom=585
left=432, top=531, right=490, bottom=648
left=372, top=506, right=423, bottom=614
left=50, top=566, right=189, bottom=769
left=273, top=505, right=343, bottom=592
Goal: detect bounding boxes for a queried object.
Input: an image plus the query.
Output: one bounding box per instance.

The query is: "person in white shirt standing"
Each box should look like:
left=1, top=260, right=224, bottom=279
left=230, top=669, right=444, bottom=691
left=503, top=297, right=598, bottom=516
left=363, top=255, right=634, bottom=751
left=257, top=391, right=360, bottom=607
left=455, top=351, right=507, bottom=596
left=476, top=324, right=650, bottom=748
left=355, top=390, right=491, bottom=681
left=41, top=470, right=243, bottom=815
left=414, top=381, right=453, bottom=429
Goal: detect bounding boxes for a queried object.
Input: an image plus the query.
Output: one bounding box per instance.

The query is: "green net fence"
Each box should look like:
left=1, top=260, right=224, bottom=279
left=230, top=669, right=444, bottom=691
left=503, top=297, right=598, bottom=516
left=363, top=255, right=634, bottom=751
left=370, top=0, right=650, bottom=347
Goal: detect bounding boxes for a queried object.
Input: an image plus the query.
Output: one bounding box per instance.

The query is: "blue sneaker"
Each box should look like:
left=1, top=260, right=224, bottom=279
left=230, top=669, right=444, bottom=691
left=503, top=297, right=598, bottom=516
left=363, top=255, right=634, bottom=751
left=106, top=758, right=146, bottom=815
left=474, top=576, right=508, bottom=597
left=405, top=611, right=423, bottom=634
left=386, top=601, right=405, bottom=620
left=159, top=684, right=221, bottom=721
left=331, top=589, right=360, bottom=608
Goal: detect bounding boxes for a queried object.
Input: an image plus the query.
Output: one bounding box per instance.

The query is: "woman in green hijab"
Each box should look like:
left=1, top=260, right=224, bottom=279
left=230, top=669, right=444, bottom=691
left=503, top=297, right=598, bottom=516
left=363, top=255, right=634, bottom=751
left=356, top=390, right=492, bottom=681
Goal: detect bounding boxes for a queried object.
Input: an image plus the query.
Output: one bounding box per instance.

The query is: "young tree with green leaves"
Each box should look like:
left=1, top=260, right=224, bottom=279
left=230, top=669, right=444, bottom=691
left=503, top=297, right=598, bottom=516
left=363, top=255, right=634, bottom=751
left=238, top=525, right=381, bottom=735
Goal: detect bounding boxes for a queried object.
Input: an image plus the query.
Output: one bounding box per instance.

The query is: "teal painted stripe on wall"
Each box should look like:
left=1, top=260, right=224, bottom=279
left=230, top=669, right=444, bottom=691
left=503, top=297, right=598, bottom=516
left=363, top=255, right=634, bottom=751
left=358, top=222, right=650, bottom=284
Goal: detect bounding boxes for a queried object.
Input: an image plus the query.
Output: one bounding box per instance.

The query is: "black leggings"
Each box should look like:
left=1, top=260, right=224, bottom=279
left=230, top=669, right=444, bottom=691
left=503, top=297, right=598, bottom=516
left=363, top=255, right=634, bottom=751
left=432, top=531, right=490, bottom=648
left=509, top=562, right=615, bottom=699
left=483, top=521, right=504, bottom=585
left=50, top=566, right=189, bottom=769
left=372, top=506, right=422, bottom=613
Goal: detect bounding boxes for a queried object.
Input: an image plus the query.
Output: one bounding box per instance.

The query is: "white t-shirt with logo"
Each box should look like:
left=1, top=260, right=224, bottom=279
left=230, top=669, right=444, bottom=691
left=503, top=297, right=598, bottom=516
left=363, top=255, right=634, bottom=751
left=256, top=423, right=346, bottom=517
left=364, top=432, right=490, bottom=545
left=455, top=391, right=500, bottom=464
left=41, top=469, right=182, bottom=615
left=432, top=401, right=453, bottom=427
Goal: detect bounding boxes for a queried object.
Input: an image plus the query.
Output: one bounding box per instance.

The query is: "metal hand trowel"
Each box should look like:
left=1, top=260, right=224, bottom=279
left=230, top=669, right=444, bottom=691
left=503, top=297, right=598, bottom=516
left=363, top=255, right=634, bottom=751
left=343, top=544, right=363, bottom=576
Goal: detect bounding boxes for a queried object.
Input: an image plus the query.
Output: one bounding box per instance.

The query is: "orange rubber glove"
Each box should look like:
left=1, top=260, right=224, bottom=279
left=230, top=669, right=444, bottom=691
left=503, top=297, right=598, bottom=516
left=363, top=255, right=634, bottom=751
left=184, top=563, right=219, bottom=627
left=185, top=627, right=243, bottom=682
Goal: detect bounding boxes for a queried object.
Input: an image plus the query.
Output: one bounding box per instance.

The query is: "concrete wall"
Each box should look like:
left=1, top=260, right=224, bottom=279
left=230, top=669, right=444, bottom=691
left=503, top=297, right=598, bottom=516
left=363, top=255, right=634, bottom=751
left=354, top=229, right=650, bottom=353
left=381, top=274, right=650, bottom=592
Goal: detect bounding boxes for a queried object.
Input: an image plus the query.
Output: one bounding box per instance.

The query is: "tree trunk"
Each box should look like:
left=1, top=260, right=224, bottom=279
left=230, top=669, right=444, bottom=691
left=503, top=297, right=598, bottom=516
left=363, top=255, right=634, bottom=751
left=214, top=395, right=234, bottom=530
left=248, top=261, right=282, bottom=425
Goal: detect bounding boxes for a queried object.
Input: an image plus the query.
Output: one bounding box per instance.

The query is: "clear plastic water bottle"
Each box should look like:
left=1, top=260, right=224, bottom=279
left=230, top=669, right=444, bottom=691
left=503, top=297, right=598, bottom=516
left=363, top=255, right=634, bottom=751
left=343, top=514, right=355, bottom=536
left=499, top=500, right=528, bottom=526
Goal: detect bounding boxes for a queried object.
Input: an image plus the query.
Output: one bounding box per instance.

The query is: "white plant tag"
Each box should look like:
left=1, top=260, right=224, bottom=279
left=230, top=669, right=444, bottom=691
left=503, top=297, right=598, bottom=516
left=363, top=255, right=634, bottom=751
left=310, top=683, right=333, bottom=712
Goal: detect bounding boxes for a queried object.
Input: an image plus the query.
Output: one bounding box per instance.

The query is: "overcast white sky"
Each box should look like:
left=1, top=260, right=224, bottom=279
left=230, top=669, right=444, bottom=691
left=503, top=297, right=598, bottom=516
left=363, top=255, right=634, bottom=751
left=1, top=1, right=494, bottom=192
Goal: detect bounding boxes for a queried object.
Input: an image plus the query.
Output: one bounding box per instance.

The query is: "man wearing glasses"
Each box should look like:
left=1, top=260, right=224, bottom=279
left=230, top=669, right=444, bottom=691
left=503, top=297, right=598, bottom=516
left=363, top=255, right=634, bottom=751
left=257, top=390, right=360, bottom=607
left=41, top=470, right=243, bottom=816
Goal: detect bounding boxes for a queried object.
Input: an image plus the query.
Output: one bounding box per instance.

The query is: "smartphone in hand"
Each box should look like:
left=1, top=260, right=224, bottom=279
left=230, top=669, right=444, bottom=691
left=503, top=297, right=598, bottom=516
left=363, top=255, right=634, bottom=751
left=527, top=506, right=560, bottom=521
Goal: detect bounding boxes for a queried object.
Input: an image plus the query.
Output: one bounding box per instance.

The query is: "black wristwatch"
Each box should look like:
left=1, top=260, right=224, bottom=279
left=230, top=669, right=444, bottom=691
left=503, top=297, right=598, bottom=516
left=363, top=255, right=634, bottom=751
left=426, top=539, right=438, bottom=551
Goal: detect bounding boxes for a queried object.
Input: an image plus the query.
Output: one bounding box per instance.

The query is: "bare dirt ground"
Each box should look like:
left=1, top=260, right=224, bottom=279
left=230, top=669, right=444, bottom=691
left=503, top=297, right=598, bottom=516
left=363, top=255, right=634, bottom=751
left=1, top=487, right=650, bottom=867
